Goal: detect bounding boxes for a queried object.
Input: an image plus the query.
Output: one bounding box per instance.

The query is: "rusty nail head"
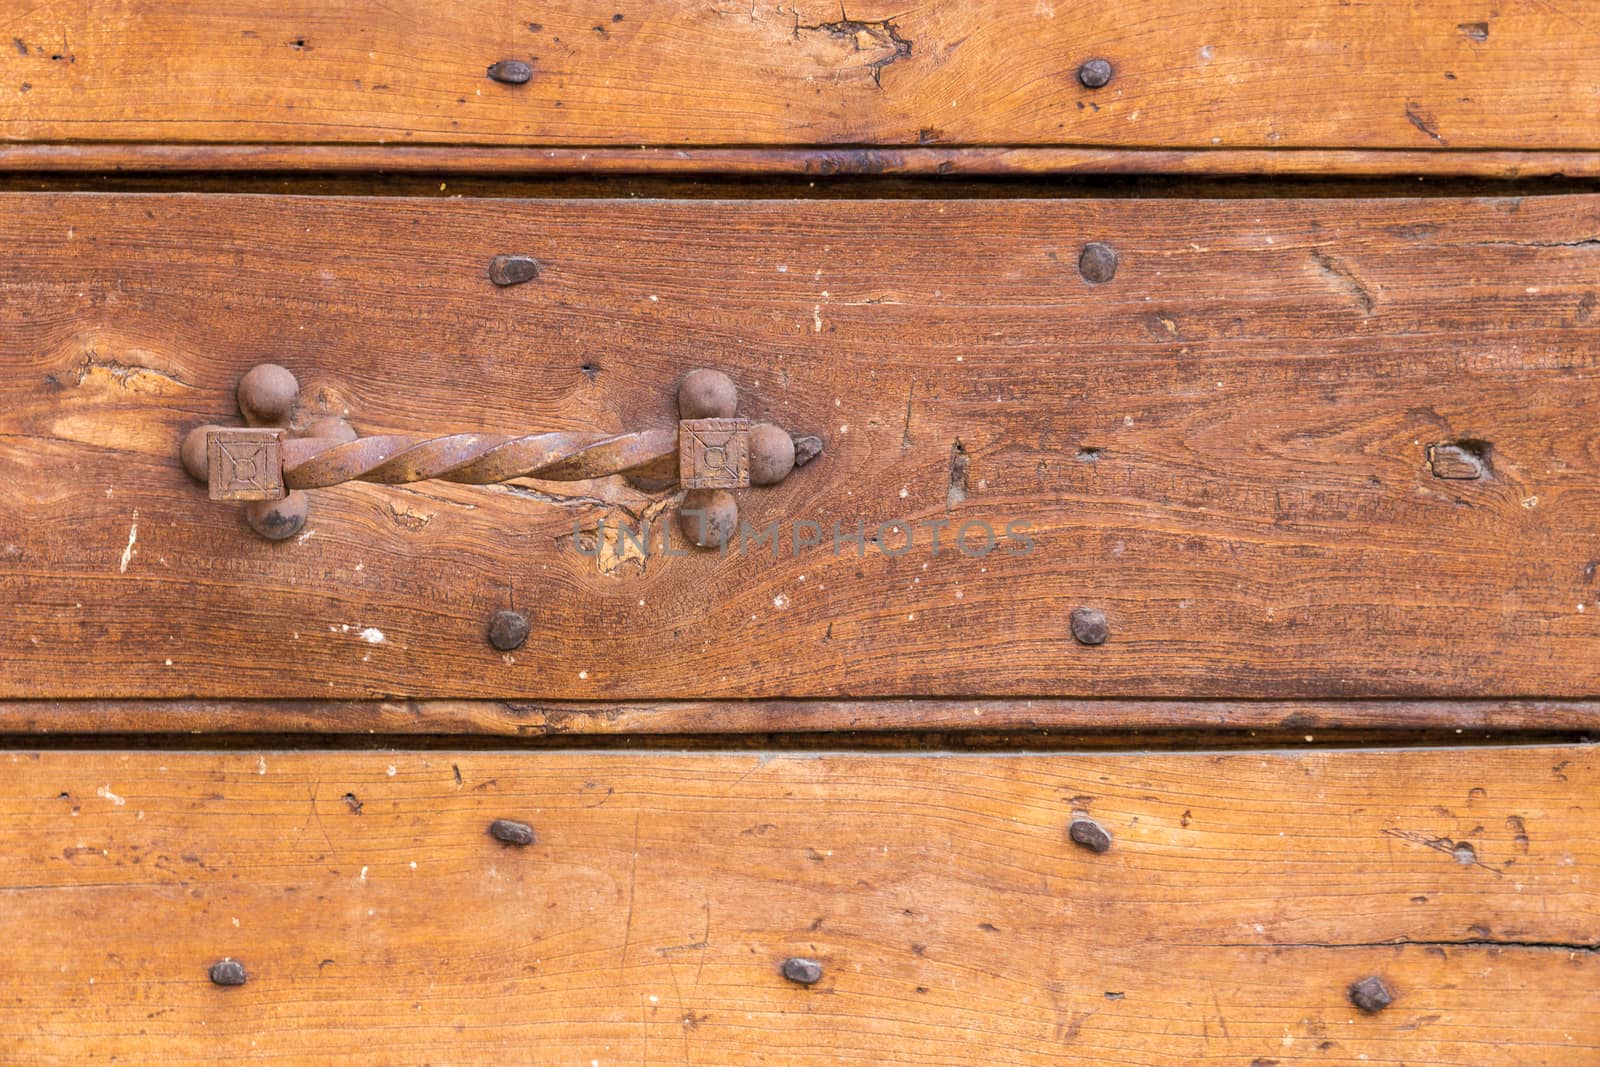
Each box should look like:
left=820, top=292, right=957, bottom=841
left=781, top=957, right=823, bottom=985
left=1078, top=58, right=1114, bottom=88
left=487, top=610, right=530, bottom=652
left=489, top=818, right=536, bottom=846
left=1070, top=607, right=1109, bottom=646
left=1349, top=976, right=1394, bottom=1013
left=792, top=434, right=825, bottom=468
left=488, top=254, right=541, bottom=287
left=1068, top=816, right=1113, bottom=853
left=1078, top=243, right=1118, bottom=284
left=237, top=363, right=299, bottom=428
left=486, top=59, right=533, bottom=84
left=209, top=959, right=247, bottom=986
left=243, top=491, right=309, bottom=542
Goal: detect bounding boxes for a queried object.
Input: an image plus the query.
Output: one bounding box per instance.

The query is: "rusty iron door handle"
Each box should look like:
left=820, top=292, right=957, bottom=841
left=180, top=364, right=821, bottom=546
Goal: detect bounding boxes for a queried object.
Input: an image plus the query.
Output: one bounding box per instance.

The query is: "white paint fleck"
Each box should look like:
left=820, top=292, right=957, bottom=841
left=96, top=785, right=125, bottom=806
left=257, top=756, right=267, bottom=775
left=118, top=510, right=139, bottom=573
left=386, top=765, right=397, bottom=777
left=579, top=670, right=590, bottom=680
left=813, top=305, right=823, bottom=332
left=773, top=594, right=790, bottom=610
left=359, top=866, right=368, bottom=881
left=358, top=627, right=386, bottom=644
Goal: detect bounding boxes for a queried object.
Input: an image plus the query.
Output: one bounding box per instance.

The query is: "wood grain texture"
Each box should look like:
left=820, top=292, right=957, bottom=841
left=0, top=746, right=1593, bottom=1065
left=7, top=144, right=1600, bottom=179
left=2, top=698, right=1599, bottom=738
left=3, top=1, right=1600, bottom=157
left=3, top=192, right=1600, bottom=701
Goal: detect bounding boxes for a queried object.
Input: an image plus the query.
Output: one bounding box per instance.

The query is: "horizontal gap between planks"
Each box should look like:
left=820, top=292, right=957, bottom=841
left=0, top=733, right=1590, bottom=753
left=0, top=699, right=1595, bottom=749
left=4, top=172, right=1600, bottom=201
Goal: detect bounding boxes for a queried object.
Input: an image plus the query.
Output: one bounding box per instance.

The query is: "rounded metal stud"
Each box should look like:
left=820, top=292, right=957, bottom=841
left=1349, top=976, right=1395, bottom=1013
left=678, top=369, right=738, bottom=420
left=488, top=254, right=541, bottom=287
left=1069, top=607, right=1110, bottom=646
left=748, top=423, right=797, bottom=486
left=488, top=818, right=536, bottom=845
left=1068, top=816, right=1113, bottom=853
left=781, top=957, right=824, bottom=986
left=487, top=610, right=530, bottom=652
left=679, top=488, right=738, bottom=548
left=208, top=959, right=248, bottom=987
left=486, top=59, right=533, bottom=85
left=180, top=424, right=225, bottom=483
left=243, top=491, right=309, bottom=541
left=1077, top=58, right=1114, bottom=88
left=237, top=364, right=299, bottom=427
left=1078, top=243, right=1119, bottom=285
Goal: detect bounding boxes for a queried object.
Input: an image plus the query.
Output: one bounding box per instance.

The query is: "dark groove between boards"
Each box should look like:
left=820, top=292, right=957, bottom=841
left=3, top=172, right=1600, bottom=199
left=0, top=729, right=1592, bottom=753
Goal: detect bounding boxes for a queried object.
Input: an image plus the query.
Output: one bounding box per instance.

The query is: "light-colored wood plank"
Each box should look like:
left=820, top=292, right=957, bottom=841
left=2, top=1, right=1599, bottom=157
left=3, top=193, right=1599, bottom=700
left=0, top=746, right=1593, bottom=1064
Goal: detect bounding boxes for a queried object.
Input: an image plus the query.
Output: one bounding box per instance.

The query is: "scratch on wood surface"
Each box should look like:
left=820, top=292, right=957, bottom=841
left=1404, top=103, right=1447, bottom=144
left=1382, top=827, right=1504, bottom=876
left=117, top=510, right=138, bottom=573
left=1309, top=250, right=1377, bottom=314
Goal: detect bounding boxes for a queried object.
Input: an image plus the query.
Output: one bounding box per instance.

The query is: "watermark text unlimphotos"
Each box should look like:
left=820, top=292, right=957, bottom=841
left=574, top=513, right=1036, bottom=559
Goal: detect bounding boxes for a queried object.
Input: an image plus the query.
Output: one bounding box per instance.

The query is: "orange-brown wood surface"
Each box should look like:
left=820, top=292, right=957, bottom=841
left=0, top=746, right=1593, bottom=1065
left=3, top=1, right=1600, bottom=160
left=4, top=193, right=1600, bottom=701
left=2, top=698, right=1599, bottom=738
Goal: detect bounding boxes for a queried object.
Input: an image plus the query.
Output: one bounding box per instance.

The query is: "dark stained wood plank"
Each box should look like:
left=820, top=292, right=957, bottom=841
left=0, top=747, right=1593, bottom=1065
left=1, top=698, right=1597, bottom=738
left=2, top=1, right=1599, bottom=158
left=2, top=193, right=1599, bottom=701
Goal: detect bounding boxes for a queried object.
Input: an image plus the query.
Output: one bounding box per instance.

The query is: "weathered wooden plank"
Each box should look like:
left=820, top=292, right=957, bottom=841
left=0, top=747, right=1593, bottom=1065
left=6, top=144, right=1600, bottom=179
left=1, top=698, right=1597, bottom=737
left=2, top=192, right=1598, bottom=701
left=2, top=1, right=1600, bottom=158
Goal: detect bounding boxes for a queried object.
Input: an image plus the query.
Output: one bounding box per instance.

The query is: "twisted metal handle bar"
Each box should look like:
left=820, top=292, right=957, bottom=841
left=181, top=364, right=820, bottom=545
left=280, top=430, right=677, bottom=489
